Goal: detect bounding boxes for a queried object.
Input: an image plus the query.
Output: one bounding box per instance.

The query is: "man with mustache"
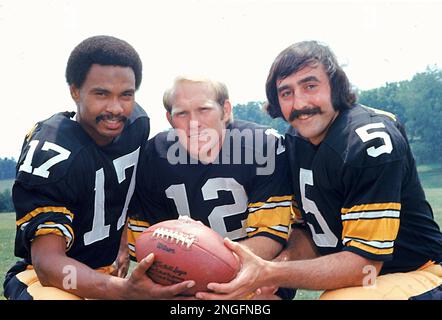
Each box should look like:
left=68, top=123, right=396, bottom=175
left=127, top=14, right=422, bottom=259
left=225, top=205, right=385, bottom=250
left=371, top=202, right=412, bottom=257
left=4, top=36, right=193, bottom=299
left=127, top=76, right=294, bottom=299
left=196, top=41, right=442, bottom=300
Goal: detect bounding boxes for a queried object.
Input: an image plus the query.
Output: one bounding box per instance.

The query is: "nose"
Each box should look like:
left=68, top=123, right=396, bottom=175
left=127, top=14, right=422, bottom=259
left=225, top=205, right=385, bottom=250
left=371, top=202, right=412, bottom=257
left=189, top=119, right=202, bottom=132
left=291, top=91, right=309, bottom=111
left=189, top=111, right=203, bottom=127
left=106, top=97, right=124, bottom=115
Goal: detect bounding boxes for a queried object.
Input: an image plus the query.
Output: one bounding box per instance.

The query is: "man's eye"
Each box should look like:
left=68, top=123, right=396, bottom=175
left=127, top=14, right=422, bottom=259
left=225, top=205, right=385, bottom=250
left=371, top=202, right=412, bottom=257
left=306, top=84, right=317, bottom=90
left=281, top=90, right=292, bottom=98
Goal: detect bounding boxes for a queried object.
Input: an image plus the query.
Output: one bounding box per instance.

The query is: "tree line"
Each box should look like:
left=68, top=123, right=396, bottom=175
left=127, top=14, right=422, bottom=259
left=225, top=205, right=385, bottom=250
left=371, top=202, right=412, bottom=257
left=233, top=66, right=442, bottom=165
left=0, top=158, right=16, bottom=212
left=0, top=157, right=16, bottom=180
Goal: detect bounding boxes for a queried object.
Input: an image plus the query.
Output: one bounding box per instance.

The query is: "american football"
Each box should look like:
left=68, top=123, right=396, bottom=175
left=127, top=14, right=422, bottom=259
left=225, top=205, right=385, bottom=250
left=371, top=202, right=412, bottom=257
left=135, top=216, right=240, bottom=295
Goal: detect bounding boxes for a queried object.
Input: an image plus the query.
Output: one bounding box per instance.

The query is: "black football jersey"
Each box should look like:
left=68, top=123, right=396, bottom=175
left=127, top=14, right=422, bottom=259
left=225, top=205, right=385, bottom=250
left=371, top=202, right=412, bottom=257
left=285, top=104, right=442, bottom=274
left=128, top=120, right=292, bottom=259
left=11, top=104, right=149, bottom=269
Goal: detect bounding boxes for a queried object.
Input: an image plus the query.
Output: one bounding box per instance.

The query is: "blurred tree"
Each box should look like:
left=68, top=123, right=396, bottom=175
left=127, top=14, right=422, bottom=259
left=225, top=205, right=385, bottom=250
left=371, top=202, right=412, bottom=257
left=233, top=101, right=289, bottom=134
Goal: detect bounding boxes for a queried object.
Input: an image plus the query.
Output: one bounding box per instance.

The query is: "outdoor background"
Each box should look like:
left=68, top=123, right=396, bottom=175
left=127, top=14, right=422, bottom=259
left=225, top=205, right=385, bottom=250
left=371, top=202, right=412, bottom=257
left=1, top=0, right=442, bottom=299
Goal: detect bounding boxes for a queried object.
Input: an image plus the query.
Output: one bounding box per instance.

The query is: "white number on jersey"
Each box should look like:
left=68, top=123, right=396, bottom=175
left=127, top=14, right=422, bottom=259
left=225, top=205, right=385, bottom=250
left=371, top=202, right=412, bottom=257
left=300, top=168, right=338, bottom=247
left=166, top=178, right=248, bottom=240
left=355, top=122, right=393, bottom=158
left=19, top=140, right=71, bottom=178
left=84, top=148, right=140, bottom=246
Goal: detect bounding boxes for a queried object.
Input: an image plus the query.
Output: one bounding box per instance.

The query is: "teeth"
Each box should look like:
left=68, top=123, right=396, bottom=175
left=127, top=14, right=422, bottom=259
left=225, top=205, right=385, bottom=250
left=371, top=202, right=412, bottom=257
left=298, top=114, right=313, bottom=120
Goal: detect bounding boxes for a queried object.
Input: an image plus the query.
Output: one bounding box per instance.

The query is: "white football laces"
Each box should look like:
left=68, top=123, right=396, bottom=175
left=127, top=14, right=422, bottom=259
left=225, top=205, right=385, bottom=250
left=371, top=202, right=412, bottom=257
left=153, top=227, right=196, bottom=248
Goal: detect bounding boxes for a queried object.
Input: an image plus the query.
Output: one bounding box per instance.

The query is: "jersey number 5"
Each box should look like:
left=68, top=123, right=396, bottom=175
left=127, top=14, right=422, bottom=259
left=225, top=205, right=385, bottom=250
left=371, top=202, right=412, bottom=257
left=300, top=168, right=338, bottom=247
left=355, top=122, right=393, bottom=157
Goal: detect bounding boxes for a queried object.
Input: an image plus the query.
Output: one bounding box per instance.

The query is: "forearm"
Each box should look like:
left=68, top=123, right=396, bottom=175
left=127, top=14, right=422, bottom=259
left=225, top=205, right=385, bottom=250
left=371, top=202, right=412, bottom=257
left=34, top=252, right=127, bottom=299
left=274, top=227, right=319, bottom=262
left=32, top=234, right=127, bottom=299
left=266, top=251, right=382, bottom=290
left=239, top=236, right=282, bottom=260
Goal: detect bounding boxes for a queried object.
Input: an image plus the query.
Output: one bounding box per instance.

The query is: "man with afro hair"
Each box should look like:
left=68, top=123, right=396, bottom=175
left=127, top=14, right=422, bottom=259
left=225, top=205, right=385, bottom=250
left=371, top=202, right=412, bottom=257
left=4, top=35, right=194, bottom=299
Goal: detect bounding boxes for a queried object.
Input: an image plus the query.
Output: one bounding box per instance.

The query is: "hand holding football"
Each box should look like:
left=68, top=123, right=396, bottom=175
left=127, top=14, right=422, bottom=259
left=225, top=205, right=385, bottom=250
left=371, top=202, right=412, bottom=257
left=135, top=216, right=239, bottom=295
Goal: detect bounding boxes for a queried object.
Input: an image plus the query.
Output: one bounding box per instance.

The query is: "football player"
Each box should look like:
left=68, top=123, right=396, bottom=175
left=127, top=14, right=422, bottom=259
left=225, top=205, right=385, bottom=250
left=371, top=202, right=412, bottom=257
left=195, top=41, right=442, bottom=300
left=3, top=36, right=194, bottom=300
left=127, top=76, right=294, bottom=299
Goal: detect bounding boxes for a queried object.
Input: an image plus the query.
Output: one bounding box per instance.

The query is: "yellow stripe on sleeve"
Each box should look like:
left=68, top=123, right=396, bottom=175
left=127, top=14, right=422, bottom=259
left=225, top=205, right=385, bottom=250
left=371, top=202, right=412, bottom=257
left=342, top=217, right=400, bottom=243
left=248, top=195, right=292, bottom=208
left=128, top=218, right=150, bottom=228
left=344, top=239, right=394, bottom=256
left=247, top=226, right=290, bottom=241
left=291, top=205, right=303, bottom=224
left=127, top=218, right=150, bottom=259
left=17, top=206, right=74, bottom=226
left=246, top=206, right=291, bottom=230
left=127, top=229, right=137, bottom=248
left=34, top=228, right=65, bottom=238
left=34, top=222, right=75, bottom=250
left=341, top=203, right=401, bottom=214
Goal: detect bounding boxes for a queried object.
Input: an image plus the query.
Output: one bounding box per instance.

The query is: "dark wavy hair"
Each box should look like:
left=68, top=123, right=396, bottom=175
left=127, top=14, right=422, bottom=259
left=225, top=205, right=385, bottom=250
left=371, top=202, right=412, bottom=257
left=264, top=41, right=356, bottom=119
left=65, top=35, right=142, bottom=89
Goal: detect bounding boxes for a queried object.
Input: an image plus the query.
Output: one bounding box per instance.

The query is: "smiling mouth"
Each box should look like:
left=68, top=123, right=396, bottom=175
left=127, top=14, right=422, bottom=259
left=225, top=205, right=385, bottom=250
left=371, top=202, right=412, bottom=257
left=289, top=107, right=321, bottom=122
left=188, top=129, right=212, bottom=138
left=96, top=114, right=127, bottom=125
left=297, top=114, right=315, bottom=120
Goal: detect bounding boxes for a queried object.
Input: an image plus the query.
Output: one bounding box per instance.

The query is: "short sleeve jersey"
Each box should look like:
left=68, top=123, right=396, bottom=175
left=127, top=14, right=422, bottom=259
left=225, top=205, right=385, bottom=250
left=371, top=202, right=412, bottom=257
left=285, top=104, right=442, bottom=274
left=128, top=120, right=293, bottom=259
left=12, top=104, right=149, bottom=269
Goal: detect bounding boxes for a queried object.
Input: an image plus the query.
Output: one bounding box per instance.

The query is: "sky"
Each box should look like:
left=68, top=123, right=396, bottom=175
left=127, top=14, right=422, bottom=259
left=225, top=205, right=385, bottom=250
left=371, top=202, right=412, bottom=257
left=1, top=0, right=442, bottom=158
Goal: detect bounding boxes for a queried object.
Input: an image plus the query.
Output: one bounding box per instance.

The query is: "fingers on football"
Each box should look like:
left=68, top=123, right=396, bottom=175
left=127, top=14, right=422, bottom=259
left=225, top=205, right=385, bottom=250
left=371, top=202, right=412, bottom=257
left=160, top=280, right=195, bottom=298
left=224, top=238, right=251, bottom=260
left=205, top=274, right=247, bottom=295
left=132, top=253, right=155, bottom=279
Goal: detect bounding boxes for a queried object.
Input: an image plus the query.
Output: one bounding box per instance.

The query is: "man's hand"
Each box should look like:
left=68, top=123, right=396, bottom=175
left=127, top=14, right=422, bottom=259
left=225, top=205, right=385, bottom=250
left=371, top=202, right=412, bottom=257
left=112, top=222, right=130, bottom=278
left=124, top=253, right=196, bottom=299
left=112, top=246, right=130, bottom=278
left=195, top=238, right=272, bottom=300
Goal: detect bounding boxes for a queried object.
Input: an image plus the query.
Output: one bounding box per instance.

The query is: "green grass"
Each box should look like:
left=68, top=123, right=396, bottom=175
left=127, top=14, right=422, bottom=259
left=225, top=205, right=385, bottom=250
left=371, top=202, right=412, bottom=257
left=0, top=165, right=440, bottom=300
left=425, top=188, right=442, bottom=226
left=0, top=212, right=16, bottom=299
left=418, top=163, right=442, bottom=226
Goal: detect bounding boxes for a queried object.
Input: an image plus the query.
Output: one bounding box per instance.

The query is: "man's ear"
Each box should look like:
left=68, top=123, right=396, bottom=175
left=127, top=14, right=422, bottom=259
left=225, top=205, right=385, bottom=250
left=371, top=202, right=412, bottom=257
left=222, top=99, right=232, bottom=122
left=70, top=84, right=80, bottom=105
left=166, top=111, right=173, bottom=127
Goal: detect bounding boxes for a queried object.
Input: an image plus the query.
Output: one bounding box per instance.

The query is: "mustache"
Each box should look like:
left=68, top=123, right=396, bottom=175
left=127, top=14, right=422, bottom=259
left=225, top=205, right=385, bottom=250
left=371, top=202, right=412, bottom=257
left=289, top=106, right=322, bottom=122
left=95, top=114, right=128, bottom=124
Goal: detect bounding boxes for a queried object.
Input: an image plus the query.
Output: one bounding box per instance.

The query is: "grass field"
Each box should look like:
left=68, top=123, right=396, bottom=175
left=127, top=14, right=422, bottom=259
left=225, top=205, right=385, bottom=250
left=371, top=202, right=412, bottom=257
left=0, top=164, right=440, bottom=300
left=0, top=212, right=16, bottom=299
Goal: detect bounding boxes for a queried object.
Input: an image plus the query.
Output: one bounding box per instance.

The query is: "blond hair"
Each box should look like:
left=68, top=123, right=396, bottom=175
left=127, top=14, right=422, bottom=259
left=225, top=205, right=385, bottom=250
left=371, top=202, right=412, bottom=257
left=163, top=76, right=233, bottom=123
